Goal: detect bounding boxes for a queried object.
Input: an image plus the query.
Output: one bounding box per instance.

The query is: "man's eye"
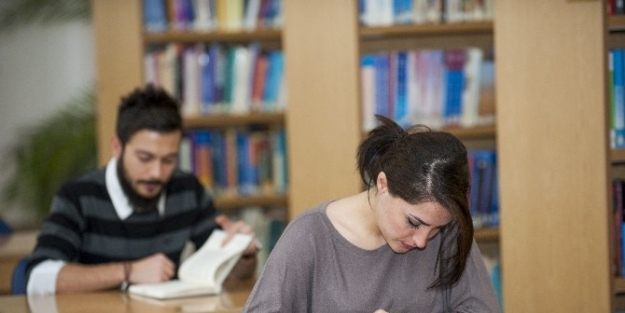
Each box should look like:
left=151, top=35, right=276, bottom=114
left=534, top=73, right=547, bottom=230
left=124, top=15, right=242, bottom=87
left=163, top=158, right=177, bottom=165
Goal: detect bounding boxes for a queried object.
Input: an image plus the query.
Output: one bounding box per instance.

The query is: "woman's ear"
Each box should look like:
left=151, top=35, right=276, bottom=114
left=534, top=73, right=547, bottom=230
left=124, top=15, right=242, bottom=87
left=376, top=172, right=388, bottom=193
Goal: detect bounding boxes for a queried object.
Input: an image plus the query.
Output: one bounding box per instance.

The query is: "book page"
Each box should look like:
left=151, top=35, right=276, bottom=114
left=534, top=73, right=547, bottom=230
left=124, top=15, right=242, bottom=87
left=179, top=230, right=253, bottom=286
left=128, top=229, right=252, bottom=299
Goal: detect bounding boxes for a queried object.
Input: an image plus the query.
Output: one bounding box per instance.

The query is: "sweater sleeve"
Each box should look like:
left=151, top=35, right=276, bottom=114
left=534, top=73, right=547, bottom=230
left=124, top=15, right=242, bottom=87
left=243, top=216, right=315, bottom=312
left=27, top=183, right=86, bottom=276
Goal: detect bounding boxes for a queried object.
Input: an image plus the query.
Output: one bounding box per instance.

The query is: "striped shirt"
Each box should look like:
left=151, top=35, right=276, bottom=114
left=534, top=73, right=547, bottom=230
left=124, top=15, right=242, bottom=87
left=26, top=158, right=217, bottom=293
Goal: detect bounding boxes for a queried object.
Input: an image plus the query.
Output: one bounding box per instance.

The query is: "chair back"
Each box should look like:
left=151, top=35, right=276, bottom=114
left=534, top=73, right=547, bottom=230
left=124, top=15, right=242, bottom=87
left=11, top=258, right=29, bottom=295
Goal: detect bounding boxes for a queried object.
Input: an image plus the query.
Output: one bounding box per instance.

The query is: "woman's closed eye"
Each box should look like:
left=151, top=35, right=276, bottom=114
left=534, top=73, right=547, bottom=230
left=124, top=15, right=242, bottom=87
left=407, top=218, right=421, bottom=229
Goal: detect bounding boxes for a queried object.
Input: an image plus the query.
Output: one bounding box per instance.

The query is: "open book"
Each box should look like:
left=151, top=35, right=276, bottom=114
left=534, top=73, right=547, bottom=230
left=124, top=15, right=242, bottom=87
left=128, top=230, right=253, bottom=299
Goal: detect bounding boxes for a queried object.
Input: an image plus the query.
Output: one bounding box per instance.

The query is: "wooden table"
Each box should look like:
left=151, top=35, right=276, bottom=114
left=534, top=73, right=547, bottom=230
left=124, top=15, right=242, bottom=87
left=0, top=230, right=39, bottom=294
left=0, top=278, right=255, bottom=313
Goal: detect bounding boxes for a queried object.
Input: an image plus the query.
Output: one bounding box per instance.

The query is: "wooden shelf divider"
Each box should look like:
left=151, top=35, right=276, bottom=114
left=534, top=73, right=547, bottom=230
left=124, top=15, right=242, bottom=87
left=183, top=112, right=285, bottom=129
left=214, top=193, right=288, bottom=210
left=143, top=29, right=282, bottom=43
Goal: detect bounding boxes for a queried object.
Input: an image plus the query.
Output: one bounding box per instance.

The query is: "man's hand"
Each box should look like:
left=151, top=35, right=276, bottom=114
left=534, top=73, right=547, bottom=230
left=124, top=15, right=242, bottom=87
left=215, top=215, right=260, bottom=256
left=129, top=253, right=175, bottom=284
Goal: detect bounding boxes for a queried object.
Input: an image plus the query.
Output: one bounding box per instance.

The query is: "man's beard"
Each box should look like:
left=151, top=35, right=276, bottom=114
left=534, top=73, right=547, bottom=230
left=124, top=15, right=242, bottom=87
left=116, top=158, right=165, bottom=214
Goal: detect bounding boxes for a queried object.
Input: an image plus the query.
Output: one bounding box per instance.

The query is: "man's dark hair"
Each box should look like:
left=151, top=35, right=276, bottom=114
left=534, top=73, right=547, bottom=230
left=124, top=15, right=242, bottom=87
left=116, top=84, right=182, bottom=145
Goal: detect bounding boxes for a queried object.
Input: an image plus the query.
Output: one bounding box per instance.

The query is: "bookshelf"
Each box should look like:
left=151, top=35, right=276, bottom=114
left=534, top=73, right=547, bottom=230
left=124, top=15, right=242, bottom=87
left=496, top=1, right=612, bottom=312
left=611, top=13, right=625, bottom=310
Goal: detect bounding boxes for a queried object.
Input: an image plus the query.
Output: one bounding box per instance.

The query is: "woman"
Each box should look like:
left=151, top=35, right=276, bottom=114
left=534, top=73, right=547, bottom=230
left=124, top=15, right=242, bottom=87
left=244, top=115, right=500, bottom=312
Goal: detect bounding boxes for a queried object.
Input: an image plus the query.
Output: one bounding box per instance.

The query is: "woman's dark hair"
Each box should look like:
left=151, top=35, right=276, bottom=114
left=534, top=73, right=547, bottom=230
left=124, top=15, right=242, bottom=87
left=116, top=84, right=182, bottom=145
left=357, top=115, right=473, bottom=290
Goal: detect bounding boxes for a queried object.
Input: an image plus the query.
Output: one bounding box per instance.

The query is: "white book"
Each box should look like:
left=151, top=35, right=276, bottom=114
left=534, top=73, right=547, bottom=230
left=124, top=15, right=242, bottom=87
left=231, top=46, right=252, bottom=114
left=361, top=55, right=376, bottom=131
left=243, top=0, right=261, bottom=30
left=460, top=48, right=483, bottom=127
left=193, top=0, right=215, bottom=31
left=128, top=230, right=253, bottom=300
left=182, top=46, right=201, bottom=117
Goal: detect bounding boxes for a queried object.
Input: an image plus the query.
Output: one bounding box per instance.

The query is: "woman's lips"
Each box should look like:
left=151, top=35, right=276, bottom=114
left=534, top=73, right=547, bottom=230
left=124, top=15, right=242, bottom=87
left=401, top=241, right=415, bottom=251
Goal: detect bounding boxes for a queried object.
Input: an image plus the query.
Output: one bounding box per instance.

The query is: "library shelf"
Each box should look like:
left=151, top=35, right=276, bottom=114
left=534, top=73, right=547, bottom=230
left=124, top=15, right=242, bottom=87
left=359, top=22, right=493, bottom=40
left=474, top=227, right=499, bottom=242
left=609, top=15, right=625, bottom=32
left=214, top=193, right=288, bottom=210
left=183, top=112, right=285, bottom=129
left=440, top=124, right=496, bottom=140
left=615, top=277, right=625, bottom=294
left=143, top=29, right=282, bottom=44
left=613, top=149, right=625, bottom=164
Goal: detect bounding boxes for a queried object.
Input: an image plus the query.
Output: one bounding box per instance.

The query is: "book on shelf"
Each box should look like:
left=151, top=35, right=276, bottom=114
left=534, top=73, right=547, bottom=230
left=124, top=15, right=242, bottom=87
left=460, top=48, right=483, bottom=127
left=128, top=230, right=252, bottom=299
left=179, top=128, right=287, bottom=197
left=361, top=55, right=376, bottom=131
left=145, top=44, right=285, bottom=117
left=362, top=48, right=493, bottom=131
left=477, top=49, right=496, bottom=126
left=468, top=149, right=499, bottom=228
left=611, top=49, right=625, bottom=149
left=443, top=49, right=467, bottom=126
left=358, top=0, right=493, bottom=26
left=394, top=51, right=410, bottom=128
left=142, top=0, right=282, bottom=32
left=144, top=0, right=169, bottom=32
left=614, top=179, right=624, bottom=277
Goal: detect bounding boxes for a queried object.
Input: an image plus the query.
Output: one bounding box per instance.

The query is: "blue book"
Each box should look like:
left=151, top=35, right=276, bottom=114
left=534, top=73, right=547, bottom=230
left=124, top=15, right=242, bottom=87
left=374, top=54, right=390, bottom=118
left=612, top=49, right=625, bottom=148
left=211, top=45, right=226, bottom=111
left=491, top=262, right=503, bottom=309
left=489, top=163, right=500, bottom=227
left=210, top=131, right=227, bottom=194
left=143, top=0, right=168, bottom=32
left=224, top=48, right=238, bottom=111
left=200, top=46, right=215, bottom=114
left=236, top=132, right=256, bottom=196
left=263, top=51, right=284, bottom=111
left=272, top=129, right=288, bottom=194
left=468, top=152, right=480, bottom=225
left=394, top=52, right=409, bottom=127
left=477, top=150, right=496, bottom=227
left=443, top=50, right=466, bottom=125
left=469, top=150, right=496, bottom=228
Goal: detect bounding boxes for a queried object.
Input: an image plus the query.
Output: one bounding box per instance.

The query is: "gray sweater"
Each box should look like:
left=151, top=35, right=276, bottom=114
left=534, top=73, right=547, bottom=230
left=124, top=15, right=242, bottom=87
left=244, top=202, right=500, bottom=313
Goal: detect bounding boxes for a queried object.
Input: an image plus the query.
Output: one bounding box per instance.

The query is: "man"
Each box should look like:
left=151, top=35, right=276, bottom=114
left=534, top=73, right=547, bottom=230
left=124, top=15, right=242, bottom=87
left=26, top=84, right=259, bottom=295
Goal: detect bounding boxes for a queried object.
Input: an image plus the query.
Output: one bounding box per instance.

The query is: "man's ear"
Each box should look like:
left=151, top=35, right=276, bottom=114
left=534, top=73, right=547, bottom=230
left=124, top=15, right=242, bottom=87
left=111, top=135, right=122, bottom=159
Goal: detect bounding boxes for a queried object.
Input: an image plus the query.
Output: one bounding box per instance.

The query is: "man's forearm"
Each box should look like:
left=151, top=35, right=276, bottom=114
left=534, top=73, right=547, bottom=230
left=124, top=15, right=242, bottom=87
left=56, top=262, right=126, bottom=293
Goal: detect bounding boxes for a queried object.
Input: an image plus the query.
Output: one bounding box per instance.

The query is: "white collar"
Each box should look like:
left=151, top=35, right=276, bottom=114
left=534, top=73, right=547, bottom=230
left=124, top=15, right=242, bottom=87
left=105, top=158, right=165, bottom=220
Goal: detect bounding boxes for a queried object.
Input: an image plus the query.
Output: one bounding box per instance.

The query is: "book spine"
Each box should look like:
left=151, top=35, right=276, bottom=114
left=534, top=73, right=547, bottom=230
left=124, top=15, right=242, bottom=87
left=612, top=49, right=625, bottom=148
left=361, top=55, right=377, bottom=131
left=460, top=48, right=483, bottom=127
left=394, top=51, right=409, bottom=127
left=143, top=0, right=169, bottom=32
